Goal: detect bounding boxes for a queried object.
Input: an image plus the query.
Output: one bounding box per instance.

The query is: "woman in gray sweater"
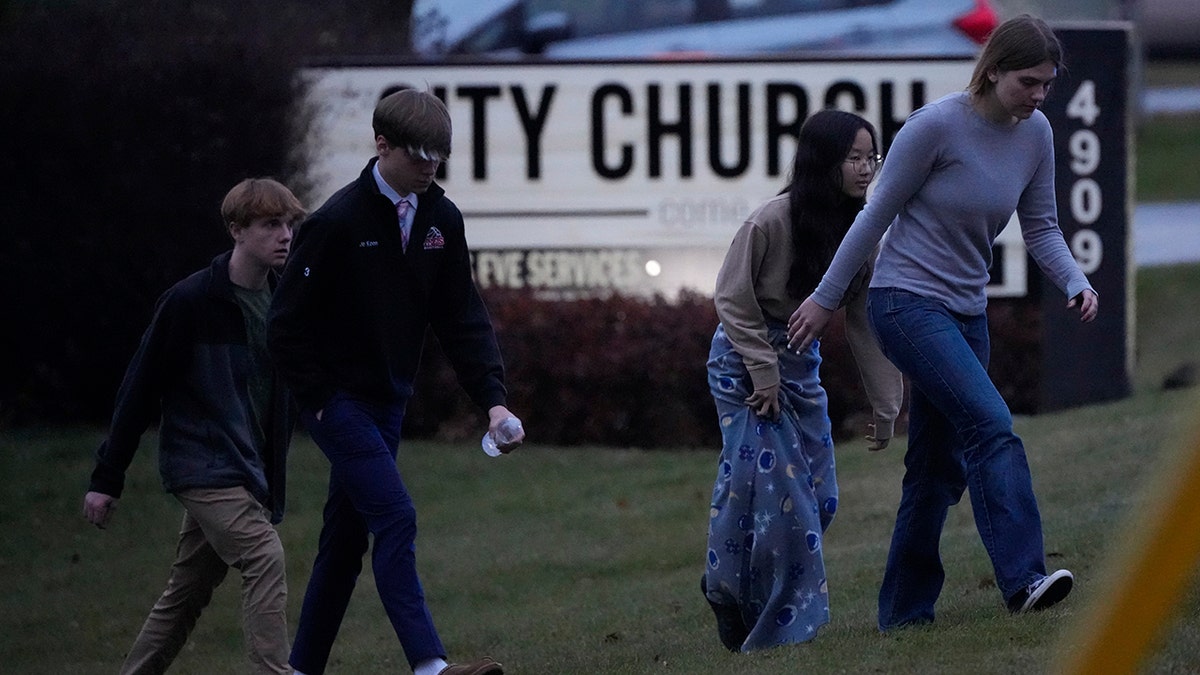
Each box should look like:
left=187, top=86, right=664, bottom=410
left=702, top=109, right=903, bottom=652
left=788, top=15, right=1099, bottom=631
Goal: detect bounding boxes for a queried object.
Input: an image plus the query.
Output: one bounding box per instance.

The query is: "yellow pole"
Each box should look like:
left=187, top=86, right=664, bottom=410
left=1055, top=411, right=1200, bottom=674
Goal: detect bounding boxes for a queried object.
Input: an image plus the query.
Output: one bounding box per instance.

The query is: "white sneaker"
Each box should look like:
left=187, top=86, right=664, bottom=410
left=1013, top=569, right=1074, bottom=613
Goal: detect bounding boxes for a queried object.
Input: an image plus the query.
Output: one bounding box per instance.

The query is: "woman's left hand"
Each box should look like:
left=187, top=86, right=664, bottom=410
left=1068, top=289, right=1099, bottom=323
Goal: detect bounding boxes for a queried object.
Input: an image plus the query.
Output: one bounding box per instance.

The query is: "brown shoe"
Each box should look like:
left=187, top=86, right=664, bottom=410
left=437, top=657, right=503, bottom=675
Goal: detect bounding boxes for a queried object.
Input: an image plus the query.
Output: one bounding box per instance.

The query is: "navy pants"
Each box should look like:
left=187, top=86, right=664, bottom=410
left=289, top=392, right=445, bottom=674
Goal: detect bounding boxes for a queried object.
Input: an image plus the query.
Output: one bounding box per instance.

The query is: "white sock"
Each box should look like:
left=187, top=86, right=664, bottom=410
left=414, top=657, right=450, bottom=675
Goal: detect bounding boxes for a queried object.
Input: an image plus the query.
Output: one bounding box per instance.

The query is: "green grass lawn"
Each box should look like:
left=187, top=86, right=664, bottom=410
left=1137, top=113, right=1200, bottom=202
left=1138, top=60, right=1200, bottom=202
left=1143, top=59, right=1200, bottom=88
left=3, top=263, right=1200, bottom=674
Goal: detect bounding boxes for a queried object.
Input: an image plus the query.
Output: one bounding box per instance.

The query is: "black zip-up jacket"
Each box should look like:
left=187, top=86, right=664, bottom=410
left=89, top=251, right=293, bottom=523
left=267, top=159, right=507, bottom=414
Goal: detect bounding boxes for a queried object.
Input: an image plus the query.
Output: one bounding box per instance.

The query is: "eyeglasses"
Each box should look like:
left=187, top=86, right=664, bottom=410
left=844, top=154, right=883, bottom=173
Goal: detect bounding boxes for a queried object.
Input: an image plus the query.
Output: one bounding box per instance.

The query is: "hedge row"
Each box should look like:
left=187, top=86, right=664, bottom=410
left=404, top=289, right=1045, bottom=449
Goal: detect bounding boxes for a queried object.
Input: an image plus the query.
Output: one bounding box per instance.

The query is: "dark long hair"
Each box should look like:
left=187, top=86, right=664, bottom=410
left=785, top=109, right=878, bottom=299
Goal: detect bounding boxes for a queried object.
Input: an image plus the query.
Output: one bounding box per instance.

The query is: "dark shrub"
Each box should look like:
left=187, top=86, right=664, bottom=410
left=406, top=288, right=919, bottom=449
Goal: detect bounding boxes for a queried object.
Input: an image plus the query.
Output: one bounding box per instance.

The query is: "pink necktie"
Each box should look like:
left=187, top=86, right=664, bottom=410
left=396, top=198, right=411, bottom=250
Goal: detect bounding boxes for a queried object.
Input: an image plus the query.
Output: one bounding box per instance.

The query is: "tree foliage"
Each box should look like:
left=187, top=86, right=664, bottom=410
left=0, top=0, right=411, bottom=425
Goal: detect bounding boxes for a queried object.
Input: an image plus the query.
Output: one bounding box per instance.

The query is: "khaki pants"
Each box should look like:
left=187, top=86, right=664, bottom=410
left=120, top=487, right=289, bottom=675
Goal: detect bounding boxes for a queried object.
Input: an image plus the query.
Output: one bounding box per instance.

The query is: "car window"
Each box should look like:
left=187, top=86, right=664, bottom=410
left=525, top=0, right=638, bottom=35
left=732, top=0, right=892, bottom=20
left=455, top=6, right=524, bottom=53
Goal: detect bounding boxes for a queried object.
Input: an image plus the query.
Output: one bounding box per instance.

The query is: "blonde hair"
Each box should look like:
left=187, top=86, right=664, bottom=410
left=220, top=178, right=305, bottom=231
left=968, top=14, right=1063, bottom=98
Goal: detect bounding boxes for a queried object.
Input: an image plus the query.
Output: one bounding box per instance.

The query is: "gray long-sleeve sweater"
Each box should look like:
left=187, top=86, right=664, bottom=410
left=812, top=91, right=1093, bottom=315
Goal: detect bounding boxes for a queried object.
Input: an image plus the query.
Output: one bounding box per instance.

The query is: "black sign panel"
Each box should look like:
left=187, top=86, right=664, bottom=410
left=1038, top=24, right=1133, bottom=410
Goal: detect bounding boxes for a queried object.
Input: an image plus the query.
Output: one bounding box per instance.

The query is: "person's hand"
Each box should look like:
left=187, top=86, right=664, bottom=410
left=788, top=297, right=834, bottom=353
left=487, top=405, right=525, bottom=453
left=1068, top=289, right=1099, bottom=323
left=865, top=423, right=890, bottom=452
left=744, top=383, right=781, bottom=421
left=83, top=491, right=118, bottom=529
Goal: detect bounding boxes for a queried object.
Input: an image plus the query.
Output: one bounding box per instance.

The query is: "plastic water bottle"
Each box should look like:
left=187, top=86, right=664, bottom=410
left=481, top=417, right=523, bottom=457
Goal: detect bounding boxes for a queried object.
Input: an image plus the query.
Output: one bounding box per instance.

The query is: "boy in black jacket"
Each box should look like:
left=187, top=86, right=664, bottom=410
left=84, top=178, right=304, bottom=674
left=268, top=88, right=522, bottom=675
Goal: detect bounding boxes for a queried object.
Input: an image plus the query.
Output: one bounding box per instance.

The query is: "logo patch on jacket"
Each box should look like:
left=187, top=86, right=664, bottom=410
left=423, top=227, right=445, bottom=250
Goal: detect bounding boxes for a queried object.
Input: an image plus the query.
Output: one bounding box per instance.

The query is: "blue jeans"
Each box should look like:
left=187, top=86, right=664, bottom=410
left=289, top=392, right=444, bottom=674
left=868, top=288, right=1047, bottom=630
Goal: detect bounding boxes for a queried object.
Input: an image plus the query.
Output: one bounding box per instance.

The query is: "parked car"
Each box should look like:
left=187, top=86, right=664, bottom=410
left=413, top=0, right=999, bottom=60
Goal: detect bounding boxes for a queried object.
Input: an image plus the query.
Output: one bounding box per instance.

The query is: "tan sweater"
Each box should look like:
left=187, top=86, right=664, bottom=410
left=713, top=194, right=903, bottom=440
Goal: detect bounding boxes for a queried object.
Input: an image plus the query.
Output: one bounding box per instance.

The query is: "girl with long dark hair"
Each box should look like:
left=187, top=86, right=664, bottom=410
left=701, top=109, right=903, bottom=652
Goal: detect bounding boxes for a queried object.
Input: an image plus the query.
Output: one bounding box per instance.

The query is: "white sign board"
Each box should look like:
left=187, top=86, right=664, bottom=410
left=300, top=58, right=1025, bottom=296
